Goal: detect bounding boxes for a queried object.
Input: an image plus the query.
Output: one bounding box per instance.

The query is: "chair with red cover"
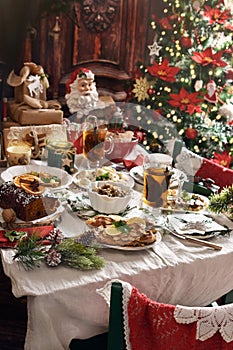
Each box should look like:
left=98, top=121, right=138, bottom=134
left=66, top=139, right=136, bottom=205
left=100, top=280, right=233, bottom=350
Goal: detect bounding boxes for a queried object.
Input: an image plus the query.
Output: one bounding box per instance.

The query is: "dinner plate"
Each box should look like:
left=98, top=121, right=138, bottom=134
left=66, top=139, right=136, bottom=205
left=167, top=213, right=228, bottom=239
left=72, top=167, right=135, bottom=190
left=101, top=231, right=162, bottom=251
left=129, top=165, right=187, bottom=188
left=1, top=165, right=73, bottom=191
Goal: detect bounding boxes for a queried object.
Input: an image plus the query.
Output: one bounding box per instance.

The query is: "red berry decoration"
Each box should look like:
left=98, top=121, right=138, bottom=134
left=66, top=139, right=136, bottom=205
left=185, top=127, right=198, bottom=139
left=180, top=35, right=193, bottom=48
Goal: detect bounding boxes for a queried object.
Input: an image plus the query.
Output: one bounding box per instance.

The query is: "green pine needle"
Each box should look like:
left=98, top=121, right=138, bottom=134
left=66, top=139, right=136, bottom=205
left=208, top=185, right=233, bottom=218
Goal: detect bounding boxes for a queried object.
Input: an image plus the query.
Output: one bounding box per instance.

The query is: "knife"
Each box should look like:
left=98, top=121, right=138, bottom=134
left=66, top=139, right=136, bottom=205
left=165, top=226, right=222, bottom=251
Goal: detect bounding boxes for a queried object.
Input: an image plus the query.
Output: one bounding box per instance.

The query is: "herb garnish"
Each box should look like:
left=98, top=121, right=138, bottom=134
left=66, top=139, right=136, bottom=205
left=113, top=220, right=131, bottom=233
left=96, top=172, right=110, bottom=181
left=5, top=230, right=27, bottom=242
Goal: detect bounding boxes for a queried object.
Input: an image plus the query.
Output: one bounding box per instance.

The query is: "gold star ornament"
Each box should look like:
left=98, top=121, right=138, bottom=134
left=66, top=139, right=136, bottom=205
left=132, top=77, right=150, bottom=102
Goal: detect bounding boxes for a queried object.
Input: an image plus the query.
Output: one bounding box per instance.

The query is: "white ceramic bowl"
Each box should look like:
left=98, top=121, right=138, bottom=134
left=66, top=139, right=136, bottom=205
left=88, top=181, right=131, bottom=214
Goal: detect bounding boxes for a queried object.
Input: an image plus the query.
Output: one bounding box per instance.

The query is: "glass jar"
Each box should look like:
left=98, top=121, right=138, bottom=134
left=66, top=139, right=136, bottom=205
left=46, top=141, right=75, bottom=174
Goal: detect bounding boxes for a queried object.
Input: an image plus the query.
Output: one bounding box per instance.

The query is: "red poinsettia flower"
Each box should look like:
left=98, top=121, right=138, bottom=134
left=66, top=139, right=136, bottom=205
left=212, top=150, right=232, bottom=168
left=203, top=5, right=231, bottom=25
left=147, top=58, right=180, bottom=82
left=225, top=23, right=233, bottom=31
left=168, top=87, right=203, bottom=115
left=158, top=17, right=173, bottom=30
left=191, top=47, right=227, bottom=67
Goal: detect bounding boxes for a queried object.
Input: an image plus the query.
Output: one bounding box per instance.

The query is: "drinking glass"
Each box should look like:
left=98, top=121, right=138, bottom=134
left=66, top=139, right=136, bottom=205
left=83, top=115, right=113, bottom=168
left=143, top=154, right=173, bottom=209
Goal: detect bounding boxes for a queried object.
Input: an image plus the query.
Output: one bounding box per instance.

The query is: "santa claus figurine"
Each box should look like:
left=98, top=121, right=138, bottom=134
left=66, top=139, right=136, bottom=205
left=65, top=68, right=99, bottom=121
left=204, top=80, right=218, bottom=104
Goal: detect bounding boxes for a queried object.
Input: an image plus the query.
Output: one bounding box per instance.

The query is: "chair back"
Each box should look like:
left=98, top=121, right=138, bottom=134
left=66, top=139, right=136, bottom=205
left=107, top=281, right=233, bottom=350
left=107, top=281, right=125, bottom=350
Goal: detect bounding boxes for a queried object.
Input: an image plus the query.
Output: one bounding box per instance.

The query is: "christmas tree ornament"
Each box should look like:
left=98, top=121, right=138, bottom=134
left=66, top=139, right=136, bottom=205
left=180, top=32, right=193, bottom=48
left=204, top=80, right=218, bottom=104
left=132, top=77, right=150, bottom=102
left=185, top=127, right=198, bottom=139
left=192, top=0, right=202, bottom=11
left=148, top=40, right=162, bottom=56
left=148, top=87, right=155, bottom=95
left=219, top=103, right=233, bottom=122
left=194, top=80, right=203, bottom=91
left=135, top=129, right=146, bottom=142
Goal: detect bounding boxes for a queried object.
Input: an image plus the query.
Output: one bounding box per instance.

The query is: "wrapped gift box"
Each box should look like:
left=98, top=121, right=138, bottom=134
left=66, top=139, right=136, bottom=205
left=14, top=80, right=47, bottom=103
left=7, top=100, right=63, bottom=125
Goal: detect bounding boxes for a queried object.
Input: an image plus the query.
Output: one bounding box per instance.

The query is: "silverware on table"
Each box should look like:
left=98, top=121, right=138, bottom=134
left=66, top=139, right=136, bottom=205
left=164, top=226, right=222, bottom=251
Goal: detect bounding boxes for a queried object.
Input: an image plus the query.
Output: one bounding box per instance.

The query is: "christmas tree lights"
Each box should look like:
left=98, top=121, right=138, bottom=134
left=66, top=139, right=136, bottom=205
left=126, top=0, right=233, bottom=168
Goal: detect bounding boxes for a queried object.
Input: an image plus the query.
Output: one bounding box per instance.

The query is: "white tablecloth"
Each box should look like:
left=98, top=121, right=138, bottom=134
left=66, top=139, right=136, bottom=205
left=1, top=205, right=233, bottom=350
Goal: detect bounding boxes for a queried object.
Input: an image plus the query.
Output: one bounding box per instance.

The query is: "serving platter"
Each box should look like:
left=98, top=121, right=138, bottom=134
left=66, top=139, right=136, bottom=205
left=72, top=166, right=135, bottom=190
left=1, top=165, right=73, bottom=191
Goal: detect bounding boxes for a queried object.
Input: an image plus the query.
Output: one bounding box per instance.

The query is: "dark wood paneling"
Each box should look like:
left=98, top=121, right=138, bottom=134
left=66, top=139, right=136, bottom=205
left=1, top=0, right=164, bottom=101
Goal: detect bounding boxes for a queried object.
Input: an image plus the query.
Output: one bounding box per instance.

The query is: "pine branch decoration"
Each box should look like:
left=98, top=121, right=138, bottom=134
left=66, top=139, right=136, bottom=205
left=13, top=230, right=105, bottom=271
left=208, top=185, right=233, bottom=218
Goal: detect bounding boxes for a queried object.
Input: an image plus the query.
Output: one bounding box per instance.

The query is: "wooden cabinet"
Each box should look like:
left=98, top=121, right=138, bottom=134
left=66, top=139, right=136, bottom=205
left=36, top=0, right=162, bottom=101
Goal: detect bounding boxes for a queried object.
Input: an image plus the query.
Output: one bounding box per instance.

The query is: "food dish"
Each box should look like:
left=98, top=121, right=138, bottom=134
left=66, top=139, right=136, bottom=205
left=72, top=166, right=135, bottom=190
left=79, top=215, right=162, bottom=251
left=0, top=201, right=64, bottom=225
left=31, top=202, right=64, bottom=224
left=101, top=232, right=161, bottom=251
left=1, top=165, right=73, bottom=191
left=166, top=193, right=209, bottom=213
left=88, top=181, right=131, bottom=214
left=0, top=181, right=61, bottom=222
left=92, top=216, right=160, bottom=247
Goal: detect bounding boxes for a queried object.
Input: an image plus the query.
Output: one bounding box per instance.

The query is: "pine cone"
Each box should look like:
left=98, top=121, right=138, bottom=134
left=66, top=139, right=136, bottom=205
left=46, top=228, right=64, bottom=243
left=45, top=249, right=62, bottom=267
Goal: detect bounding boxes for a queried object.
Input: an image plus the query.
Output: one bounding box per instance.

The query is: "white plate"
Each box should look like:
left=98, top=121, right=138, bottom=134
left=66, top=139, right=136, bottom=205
left=0, top=200, right=64, bottom=224
left=32, top=201, right=64, bottom=224
left=72, top=167, right=135, bottom=190
left=167, top=213, right=228, bottom=239
left=130, top=165, right=187, bottom=188
left=1, top=165, right=73, bottom=191
left=101, top=231, right=162, bottom=251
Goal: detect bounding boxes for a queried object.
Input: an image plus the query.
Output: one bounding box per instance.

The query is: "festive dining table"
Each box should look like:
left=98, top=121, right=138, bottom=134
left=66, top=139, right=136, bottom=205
left=0, top=154, right=233, bottom=350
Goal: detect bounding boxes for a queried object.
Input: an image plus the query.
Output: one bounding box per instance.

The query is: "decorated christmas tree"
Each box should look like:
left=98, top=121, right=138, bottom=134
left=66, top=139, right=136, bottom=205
left=126, top=0, right=233, bottom=169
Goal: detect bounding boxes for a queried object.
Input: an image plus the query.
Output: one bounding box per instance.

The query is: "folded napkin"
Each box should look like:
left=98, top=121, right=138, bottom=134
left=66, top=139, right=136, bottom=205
left=123, top=154, right=144, bottom=171
left=0, top=225, right=54, bottom=248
